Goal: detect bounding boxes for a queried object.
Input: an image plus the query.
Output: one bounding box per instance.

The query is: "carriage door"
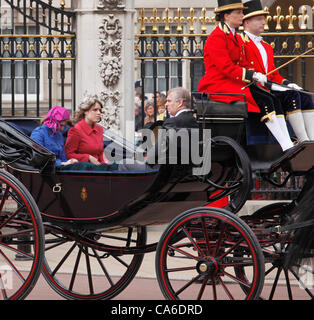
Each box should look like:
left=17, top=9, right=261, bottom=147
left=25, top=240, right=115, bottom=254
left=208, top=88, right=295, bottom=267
left=0, top=0, right=76, bottom=118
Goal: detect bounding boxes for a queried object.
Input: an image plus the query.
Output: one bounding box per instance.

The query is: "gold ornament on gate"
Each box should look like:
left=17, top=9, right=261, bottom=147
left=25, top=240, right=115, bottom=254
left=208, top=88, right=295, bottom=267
left=286, top=6, right=296, bottom=30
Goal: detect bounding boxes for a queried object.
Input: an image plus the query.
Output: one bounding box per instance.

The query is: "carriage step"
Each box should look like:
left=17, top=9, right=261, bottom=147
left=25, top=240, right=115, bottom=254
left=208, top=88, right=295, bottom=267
left=268, top=141, right=314, bottom=173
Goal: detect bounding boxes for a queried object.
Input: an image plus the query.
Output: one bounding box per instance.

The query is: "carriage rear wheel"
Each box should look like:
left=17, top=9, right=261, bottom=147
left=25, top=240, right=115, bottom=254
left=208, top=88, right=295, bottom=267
left=246, top=202, right=314, bottom=300
left=0, top=169, right=44, bottom=300
left=156, top=207, right=264, bottom=300
left=42, top=225, right=146, bottom=300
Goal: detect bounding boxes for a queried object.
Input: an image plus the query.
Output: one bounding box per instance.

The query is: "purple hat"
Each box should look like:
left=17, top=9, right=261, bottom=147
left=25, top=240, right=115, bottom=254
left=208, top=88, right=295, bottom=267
left=43, top=105, right=70, bottom=133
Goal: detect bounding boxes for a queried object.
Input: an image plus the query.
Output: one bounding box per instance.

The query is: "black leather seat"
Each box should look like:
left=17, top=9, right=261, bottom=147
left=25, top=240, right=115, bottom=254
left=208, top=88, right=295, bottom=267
left=0, top=120, right=56, bottom=173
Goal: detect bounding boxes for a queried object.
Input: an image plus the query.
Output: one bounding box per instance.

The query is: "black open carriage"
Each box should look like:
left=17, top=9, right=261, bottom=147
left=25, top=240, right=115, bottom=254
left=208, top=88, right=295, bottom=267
left=0, top=92, right=313, bottom=300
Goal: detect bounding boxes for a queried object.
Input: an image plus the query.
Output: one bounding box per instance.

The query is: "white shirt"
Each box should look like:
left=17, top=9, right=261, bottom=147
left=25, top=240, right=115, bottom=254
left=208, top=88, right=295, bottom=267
left=225, top=22, right=236, bottom=36
left=171, top=109, right=190, bottom=118
left=245, top=30, right=268, bottom=73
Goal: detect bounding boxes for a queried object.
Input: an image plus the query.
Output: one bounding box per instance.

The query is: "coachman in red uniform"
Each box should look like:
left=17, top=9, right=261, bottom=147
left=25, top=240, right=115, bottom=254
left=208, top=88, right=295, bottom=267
left=198, top=1, right=260, bottom=112
left=198, top=0, right=294, bottom=151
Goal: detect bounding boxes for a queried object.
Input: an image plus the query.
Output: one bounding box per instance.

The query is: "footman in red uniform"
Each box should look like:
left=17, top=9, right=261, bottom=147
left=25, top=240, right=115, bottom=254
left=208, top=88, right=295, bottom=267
left=242, top=0, right=314, bottom=143
left=198, top=0, right=294, bottom=151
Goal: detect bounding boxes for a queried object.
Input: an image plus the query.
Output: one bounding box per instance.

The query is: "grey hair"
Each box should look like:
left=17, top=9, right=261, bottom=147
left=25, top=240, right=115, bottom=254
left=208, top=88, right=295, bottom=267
left=167, top=87, right=191, bottom=108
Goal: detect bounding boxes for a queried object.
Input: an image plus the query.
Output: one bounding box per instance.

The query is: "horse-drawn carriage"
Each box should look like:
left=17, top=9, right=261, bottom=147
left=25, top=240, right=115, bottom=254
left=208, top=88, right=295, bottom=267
left=0, top=92, right=313, bottom=300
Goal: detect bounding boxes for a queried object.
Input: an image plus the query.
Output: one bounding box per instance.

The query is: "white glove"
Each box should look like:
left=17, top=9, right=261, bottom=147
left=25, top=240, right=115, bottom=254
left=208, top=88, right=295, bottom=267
left=287, top=83, right=303, bottom=91
left=252, top=72, right=267, bottom=86
left=271, top=83, right=289, bottom=92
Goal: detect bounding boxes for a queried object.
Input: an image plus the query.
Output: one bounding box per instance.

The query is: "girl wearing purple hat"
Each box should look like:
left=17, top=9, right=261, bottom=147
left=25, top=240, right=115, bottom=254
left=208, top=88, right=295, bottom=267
left=30, top=106, right=78, bottom=167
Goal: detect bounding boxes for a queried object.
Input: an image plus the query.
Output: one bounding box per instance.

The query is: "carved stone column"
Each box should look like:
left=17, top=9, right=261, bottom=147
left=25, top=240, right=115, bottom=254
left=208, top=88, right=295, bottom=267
left=73, top=0, right=135, bottom=139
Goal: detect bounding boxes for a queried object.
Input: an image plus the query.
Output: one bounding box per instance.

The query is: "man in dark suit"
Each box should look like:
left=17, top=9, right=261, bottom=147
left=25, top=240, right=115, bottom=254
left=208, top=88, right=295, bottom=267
left=118, top=87, right=201, bottom=170
left=163, top=87, right=198, bottom=129
left=146, top=87, right=199, bottom=166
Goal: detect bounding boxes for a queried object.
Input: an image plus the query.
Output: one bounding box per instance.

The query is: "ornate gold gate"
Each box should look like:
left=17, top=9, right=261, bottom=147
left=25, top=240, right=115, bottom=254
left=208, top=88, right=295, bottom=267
left=135, top=6, right=313, bottom=97
left=0, top=0, right=76, bottom=117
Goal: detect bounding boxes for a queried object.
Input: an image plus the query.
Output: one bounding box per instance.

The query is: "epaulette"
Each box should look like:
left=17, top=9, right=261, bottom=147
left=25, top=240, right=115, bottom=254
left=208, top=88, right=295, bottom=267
left=219, top=22, right=230, bottom=34
left=237, top=32, right=250, bottom=43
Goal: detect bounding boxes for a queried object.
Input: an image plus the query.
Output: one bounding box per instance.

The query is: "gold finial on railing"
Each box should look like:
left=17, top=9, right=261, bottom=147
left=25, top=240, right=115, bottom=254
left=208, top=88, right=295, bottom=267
left=163, top=8, right=173, bottom=32
left=298, top=6, right=309, bottom=30
left=264, top=7, right=272, bottom=31
left=187, top=8, right=198, bottom=33
left=199, top=8, right=211, bottom=32
left=174, top=8, right=185, bottom=32
left=150, top=8, right=161, bottom=32
left=273, top=6, right=284, bottom=30
left=286, top=6, right=296, bottom=30
left=60, top=0, right=65, bottom=6
left=138, top=8, right=148, bottom=33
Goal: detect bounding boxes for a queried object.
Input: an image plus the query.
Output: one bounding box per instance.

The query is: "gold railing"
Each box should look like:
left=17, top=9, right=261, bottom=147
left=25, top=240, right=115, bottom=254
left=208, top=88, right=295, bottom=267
left=135, top=6, right=314, bottom=59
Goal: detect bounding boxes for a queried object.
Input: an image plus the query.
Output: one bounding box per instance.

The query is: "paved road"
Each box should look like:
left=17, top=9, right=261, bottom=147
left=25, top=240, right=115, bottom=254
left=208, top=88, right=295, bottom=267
left=25, top=274, right=311, bottom=301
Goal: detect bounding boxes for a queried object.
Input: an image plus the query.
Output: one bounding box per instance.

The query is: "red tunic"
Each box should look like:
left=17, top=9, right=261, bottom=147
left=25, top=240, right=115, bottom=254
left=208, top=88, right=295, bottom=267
left=243, top=35, right=286, bottom=84
left=65, top=119, right=105, bottom=163
left=198, top=23, right=260, bottom=113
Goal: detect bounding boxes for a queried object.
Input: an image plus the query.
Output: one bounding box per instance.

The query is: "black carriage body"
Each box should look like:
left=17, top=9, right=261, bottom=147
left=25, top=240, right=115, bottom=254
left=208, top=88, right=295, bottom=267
left=7, top=165, right=213, bottom=228
left=0, top=119, right=238, bottom=229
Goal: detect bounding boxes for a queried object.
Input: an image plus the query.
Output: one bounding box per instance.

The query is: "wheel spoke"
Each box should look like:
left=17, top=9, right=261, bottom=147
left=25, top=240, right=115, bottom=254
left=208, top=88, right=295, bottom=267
left=69, top=246, right=82, bottom=291
left=219, top=239, right=244, bottom=260
left=212, top=276, right=217, bottom=300
left=213, top=223, right=227, bottom=257
left=182, top=227, right=204, bottom=257
left=0, top=186, right=10, bottom=213
left=165, top=266, right=196, bottom=273
left=283, top=268, right=293, bottom=300
left=168, top=245, right=200, bottom=261
left=0, top=241, right=33, bottom=259
left=201, top=217, right=212, bottom=256
left=175, top=275, right=201, bottom=296
left=269, top=266, right=282, bottom=300
left=219, top=276, right=234, bottom=300
left=265, top=264, right=276, bottom=276
left=112, top=254, right=130, bottom=268
left=51, top=242, right=77, bottom=277
left=222, top=270, right=251, bottom=288
left=197, top=274, right=210, bottom=300
left=0, top=205, right=25, bottom=229
left=45, top=238, right=68, bottom=252
left=0, top=248, right=25, bottom=282
left=91, top=248, right=115, bottom=287
left=289, top=267, right=314, bottom=299
left=0, top=227, right=36, bottom=240
left=84, top=246, right=94, bottom=295
left=0, top=274, right=8, bottom=300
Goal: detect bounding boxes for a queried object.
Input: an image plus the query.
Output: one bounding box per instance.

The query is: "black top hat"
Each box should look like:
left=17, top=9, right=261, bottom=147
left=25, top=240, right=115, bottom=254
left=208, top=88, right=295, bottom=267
left=214, top=0, right=248, bottom=14
left=243, top=0, right=269, bottom=20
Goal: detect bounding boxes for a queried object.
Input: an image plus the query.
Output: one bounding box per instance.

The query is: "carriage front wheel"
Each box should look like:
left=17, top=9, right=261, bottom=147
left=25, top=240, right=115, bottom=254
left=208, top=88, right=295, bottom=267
left=156, top=207, right=264, bottom=300
left=0, top=169, right=44, bottom=300
left=42, top=225, right=147, bottom=300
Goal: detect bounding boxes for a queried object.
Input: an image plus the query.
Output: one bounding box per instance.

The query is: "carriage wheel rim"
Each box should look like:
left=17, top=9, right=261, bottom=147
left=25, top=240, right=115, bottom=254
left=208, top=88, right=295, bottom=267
left=0, top=172, right=43, bottom=300
left=42, top=226, right=146, bottom=300
left=157, top=210, right=263, bottom=300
